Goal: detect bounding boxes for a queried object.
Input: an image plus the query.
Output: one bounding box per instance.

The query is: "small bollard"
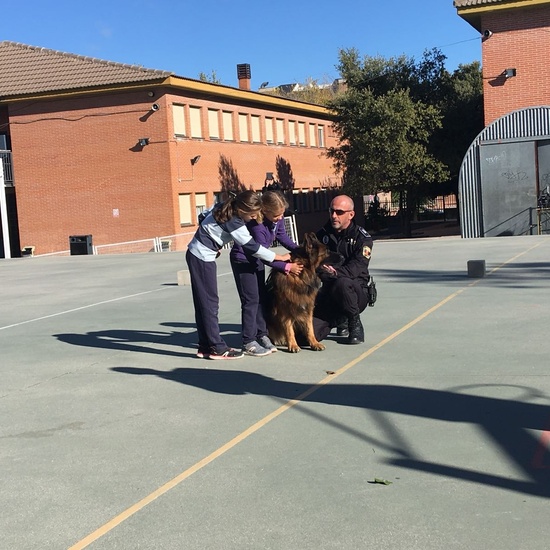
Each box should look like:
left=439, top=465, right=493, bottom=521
left=177, top=270, right=191, bottom=286
left=467, top=260, right=486, bottom=278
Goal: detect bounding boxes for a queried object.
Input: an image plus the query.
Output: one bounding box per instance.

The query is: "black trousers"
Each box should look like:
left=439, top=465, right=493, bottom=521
left=312, top=277, right=368, bottom=341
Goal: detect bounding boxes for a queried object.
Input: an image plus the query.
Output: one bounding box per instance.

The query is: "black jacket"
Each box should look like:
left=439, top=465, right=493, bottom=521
left=316, top=221, right=373, bottom=289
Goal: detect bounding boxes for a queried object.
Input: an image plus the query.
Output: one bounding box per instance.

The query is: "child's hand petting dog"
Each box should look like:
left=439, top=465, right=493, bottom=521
left=288, top=263, right=303, bottom=276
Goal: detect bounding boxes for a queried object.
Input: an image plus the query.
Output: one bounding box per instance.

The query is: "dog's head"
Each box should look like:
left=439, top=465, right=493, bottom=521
left=291, top=232, right=341, bottom=270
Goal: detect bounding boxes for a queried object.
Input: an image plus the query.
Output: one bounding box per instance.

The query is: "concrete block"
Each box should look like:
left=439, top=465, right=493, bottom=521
left=177, top=270, right=191, bottom=286
left=467, top=260, right=486, bottom=278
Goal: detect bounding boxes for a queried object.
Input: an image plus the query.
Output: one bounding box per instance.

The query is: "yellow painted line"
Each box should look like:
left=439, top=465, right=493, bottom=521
left=69, top=239, right=545, bottom=549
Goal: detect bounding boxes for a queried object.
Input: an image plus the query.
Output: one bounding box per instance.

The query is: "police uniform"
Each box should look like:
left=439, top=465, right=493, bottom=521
left=314, top=220, right=373, bottom=343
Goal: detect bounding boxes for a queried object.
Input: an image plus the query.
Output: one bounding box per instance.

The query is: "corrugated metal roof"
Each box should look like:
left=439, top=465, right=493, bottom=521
left=0, top=41, right=172, bottom=98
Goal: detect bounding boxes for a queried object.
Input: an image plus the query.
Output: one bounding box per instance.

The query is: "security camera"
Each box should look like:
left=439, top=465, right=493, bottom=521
left=151, top=103, right=160, bottom=111
left=483, top=30, right=493, bottom=39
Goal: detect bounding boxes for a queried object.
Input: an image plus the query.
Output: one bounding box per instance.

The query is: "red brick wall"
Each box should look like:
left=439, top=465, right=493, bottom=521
left=9, top=89, right=338, bottom=254
left=482, top=5, right=550, bottom=124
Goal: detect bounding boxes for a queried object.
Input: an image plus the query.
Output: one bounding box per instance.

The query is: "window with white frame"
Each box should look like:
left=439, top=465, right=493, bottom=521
left=288, top=120, right=296, bottom=145
left=189, top=107, right=202, bottom=138
left=251, top=115, right=261, bottom=143
left=238, top=113, right=249, bottom=142
left=208, top=109, right=220, bottom=139
left=173, top=104, right=186, bottom=136
left=195, top=193, right=207, bottom=222
left=298, top=122, right=306, bottom=146
left=309, top=123, right=316, bottom=147
left=222, top=111, right=234, bottom=141
left=179, top=193, right=192, bottom=225
left=265, top=117, right=274, bottom=143
left=318, top=125, right=325, bottom=148
left=276, top=118, right=284, bottom=144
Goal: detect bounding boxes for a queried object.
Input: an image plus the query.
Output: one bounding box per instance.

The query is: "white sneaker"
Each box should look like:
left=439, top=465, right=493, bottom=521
left=258, top=335, right=277, bottom=353
left=243, top=341, right=271, bottom=357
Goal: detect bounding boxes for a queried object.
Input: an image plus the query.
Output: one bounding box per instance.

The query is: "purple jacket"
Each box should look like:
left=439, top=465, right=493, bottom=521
left=230, top=218, right=297, bottom=272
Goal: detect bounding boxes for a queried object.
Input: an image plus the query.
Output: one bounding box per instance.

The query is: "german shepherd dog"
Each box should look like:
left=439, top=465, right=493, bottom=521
left=266, top=232, right=340, bottom=353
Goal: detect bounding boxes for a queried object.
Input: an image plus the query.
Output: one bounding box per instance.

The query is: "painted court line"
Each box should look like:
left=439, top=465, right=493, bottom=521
left=0, top=288, right=168, bottom=331
left=67, top=240, right=545, bottom=549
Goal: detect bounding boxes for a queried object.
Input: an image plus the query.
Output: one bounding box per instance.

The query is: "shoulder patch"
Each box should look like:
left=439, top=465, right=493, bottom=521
left=358, top=227, right=371, bottom=238
left=322, top=235, right=329, bottom=245
left=362, top=246, right=372, bottom=259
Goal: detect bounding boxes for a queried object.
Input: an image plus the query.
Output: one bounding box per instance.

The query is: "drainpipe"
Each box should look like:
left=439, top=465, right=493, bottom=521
left=0, top=158, right=11, bottom=258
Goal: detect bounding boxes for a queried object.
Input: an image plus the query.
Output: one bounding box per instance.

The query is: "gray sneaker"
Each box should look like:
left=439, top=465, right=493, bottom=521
left=243, top=341, right=271, bottom=357
left=258, top=335, right=277, bottom=353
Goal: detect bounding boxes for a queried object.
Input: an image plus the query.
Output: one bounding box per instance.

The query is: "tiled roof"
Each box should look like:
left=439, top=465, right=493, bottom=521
left=454, top=1, right=504, bottom=6
left=454, top=0, right=540, bottom=6
left=0, top=41, right=172, bottom=98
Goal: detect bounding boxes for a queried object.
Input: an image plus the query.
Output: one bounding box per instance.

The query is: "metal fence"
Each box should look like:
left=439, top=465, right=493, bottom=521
left=32, top=216, right=299, bottom=257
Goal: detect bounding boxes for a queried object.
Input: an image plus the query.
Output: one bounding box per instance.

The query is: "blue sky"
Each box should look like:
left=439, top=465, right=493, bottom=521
left=4, top=0, right=481, bottom=90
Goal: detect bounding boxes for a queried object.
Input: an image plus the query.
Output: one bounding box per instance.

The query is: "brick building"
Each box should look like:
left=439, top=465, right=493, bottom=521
left=0, top=42, right=340, bottom=257
left=455, top=0, right=550, bottom=237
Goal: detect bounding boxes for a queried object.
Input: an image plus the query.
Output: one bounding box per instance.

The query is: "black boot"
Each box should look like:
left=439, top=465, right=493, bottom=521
left=347, top=314, right=364, bottom=344
left=336, top=317, right=349, bottom=337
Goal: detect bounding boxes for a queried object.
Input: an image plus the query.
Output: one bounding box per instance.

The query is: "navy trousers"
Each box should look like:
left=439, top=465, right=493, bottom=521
left=231, top=261, right=268, bottom=346
left=185, top=250, right=229, bottom=354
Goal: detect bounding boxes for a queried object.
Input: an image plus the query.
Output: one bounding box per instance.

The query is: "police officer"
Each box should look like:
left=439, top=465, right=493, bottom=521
left=315, top=194, right=373, bottom=344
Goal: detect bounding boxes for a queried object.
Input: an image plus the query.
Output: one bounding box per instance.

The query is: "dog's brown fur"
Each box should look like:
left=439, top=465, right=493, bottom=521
left=266, top=232, right=338, bottom=353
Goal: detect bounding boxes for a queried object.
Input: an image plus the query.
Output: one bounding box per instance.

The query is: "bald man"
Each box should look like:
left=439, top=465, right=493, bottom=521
left=315, top=194, right=373, bottom=344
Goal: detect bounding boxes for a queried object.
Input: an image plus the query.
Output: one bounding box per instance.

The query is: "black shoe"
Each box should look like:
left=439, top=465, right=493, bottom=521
left=347, top=314, right=364, bottom=345
left=336, top=319, right=349, bottom=337
left=336, top=317, right=349, bottom=338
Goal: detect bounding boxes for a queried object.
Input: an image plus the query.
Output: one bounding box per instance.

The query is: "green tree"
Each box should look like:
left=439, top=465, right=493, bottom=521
left=198, top=70, right=222, bottom=84
left=327, top=48, right=450, bottom=236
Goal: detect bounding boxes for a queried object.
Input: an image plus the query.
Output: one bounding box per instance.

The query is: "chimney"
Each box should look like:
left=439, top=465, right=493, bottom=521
left=237, top=63, right=251, bottom=91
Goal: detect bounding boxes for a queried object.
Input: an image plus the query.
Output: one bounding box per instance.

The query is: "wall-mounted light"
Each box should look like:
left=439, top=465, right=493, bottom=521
left=503, top=68, right=517, bottom=79
left=138, top=138, right=150, bottom=147
left=190, top=155, right=201, bottom=166
left=483, top=29, right=493, bottom=39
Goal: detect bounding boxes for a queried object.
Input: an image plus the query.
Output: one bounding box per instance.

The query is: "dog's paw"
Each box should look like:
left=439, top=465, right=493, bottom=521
left=287, top=345, right=302, bottom=353
left=310, top=342, right=326, bottom=351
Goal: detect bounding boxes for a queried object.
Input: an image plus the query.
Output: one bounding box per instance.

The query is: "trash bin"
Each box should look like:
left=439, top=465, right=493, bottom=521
left=69, top=235, right=93, bottom=255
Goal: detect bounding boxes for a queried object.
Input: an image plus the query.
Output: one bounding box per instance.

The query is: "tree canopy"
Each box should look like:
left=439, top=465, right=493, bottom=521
left=326, top=47, right=483, bottom=235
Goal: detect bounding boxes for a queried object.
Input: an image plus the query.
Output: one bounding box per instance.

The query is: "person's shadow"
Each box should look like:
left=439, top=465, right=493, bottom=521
left=53, top=322, right=242, bottom=358
left=112, top=364, right=550, bottom=498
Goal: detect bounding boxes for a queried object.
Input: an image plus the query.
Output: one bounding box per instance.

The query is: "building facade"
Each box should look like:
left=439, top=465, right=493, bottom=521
left=455, top=0, right=550, bottom=236
left=0, top=42, right=339, bottom=257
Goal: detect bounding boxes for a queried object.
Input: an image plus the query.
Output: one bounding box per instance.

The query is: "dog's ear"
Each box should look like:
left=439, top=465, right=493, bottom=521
left=302, top=232, right=317, bottom=250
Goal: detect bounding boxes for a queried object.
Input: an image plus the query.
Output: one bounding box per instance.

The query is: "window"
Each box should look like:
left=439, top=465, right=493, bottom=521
left=222, top=111, right=234, bottom=141
left=318, top=126, right=325, bottom=148
left=265, top=117, right=274, bottom=143
left=288, top=120, right=296, bottom=145
left=251, top=115, right=261, bottom=143
left=298, top=122, right=306, bottom=146
left=179, top=193, right=192, bottom=225
left=195, top=193, right=207, bottom=223
left=173, top=104, right=186, bottom=136
left=276, top=119, right=284, bottom=144
left=189, top=106, right=202, bottom=138
left=238, top=113, right=249, bottom=142
left=208, top=109, right=220, bottom=139
left=250, top=115, right=262, bottom=143
left=309, top=124, right=316, bottom=147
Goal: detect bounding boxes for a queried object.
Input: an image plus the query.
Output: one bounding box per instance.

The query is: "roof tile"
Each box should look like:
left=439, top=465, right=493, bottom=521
left=0, top=41, right=172, bottom=98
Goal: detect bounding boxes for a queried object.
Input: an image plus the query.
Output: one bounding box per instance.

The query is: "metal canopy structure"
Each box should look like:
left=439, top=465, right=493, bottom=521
left=459, top=106, right=550, bottom=237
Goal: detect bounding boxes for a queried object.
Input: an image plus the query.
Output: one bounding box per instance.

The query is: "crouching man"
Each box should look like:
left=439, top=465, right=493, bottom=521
left=314, top=194, right=373, bottom=344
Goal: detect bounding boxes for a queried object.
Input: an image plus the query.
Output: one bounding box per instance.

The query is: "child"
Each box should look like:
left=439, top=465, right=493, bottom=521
left=186, top=190, right=291, bottom=360
left=230, top=190, right=302, bottom=356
